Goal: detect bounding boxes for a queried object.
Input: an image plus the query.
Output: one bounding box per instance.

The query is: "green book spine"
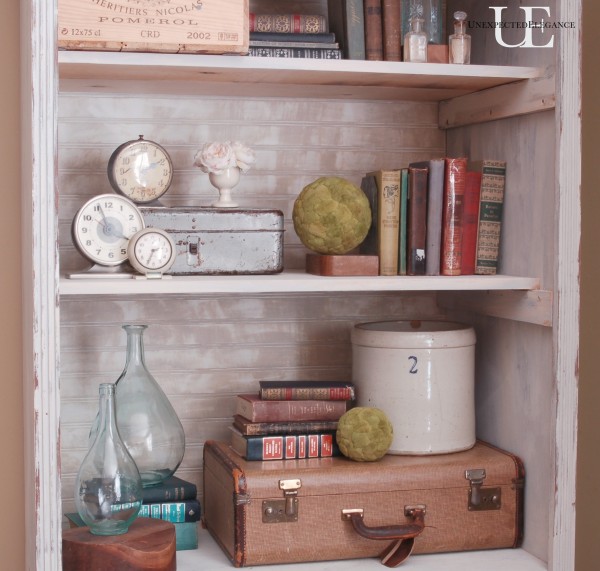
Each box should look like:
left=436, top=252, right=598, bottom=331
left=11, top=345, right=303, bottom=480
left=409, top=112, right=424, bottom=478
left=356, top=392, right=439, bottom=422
left=399, top=168, right=409, bottom=275
left=141, top=475, right=197, bottom=503
left=173, top=522, right=199, bottom=551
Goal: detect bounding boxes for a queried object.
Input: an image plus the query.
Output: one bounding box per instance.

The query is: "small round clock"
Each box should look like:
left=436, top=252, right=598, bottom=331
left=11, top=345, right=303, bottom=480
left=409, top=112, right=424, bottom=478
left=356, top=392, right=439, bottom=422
left=71, top=194, right=145, bottom=267
left=107, top=135, right=174, bottom=204
left=127, top=227, right=177, bottom=277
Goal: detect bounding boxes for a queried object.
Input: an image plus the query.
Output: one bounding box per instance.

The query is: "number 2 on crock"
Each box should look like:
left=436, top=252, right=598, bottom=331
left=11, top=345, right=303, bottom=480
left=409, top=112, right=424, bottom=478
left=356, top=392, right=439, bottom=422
left=408, top=356, right=418, bottom=374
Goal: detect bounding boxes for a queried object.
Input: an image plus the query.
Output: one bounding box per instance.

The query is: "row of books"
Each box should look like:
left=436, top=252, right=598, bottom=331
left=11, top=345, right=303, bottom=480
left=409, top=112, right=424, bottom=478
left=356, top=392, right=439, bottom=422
left=230, top=381, right=356, bottom=461
left=360, top=158, right=506, bottom=277
left=65, top=475, right=200, bottom=550
left=248, top=2, right=429, bottom=62
left=248, top=13, right=342, bottom=59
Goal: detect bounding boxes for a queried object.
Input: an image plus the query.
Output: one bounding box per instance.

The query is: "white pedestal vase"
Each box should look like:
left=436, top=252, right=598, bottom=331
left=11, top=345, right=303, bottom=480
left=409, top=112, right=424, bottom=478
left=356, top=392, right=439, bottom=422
left=209, top=167, right=241, bottom=208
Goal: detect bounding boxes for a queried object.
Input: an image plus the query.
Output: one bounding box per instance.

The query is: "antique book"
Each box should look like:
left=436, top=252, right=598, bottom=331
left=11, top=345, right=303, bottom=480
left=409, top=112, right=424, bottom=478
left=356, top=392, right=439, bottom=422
left=249, top=46, right=342, bottom=59
left=230, top=427, right=340, bottom=460
left=398, top=168, right=409, bottom=275
left=140, top=475, right=197, bottom=503
left=441, top=157, right=468, bottom=276
left=407, top=164, right=429, bottom=275
left=461, top=170, right=483, bottom=275
left=364, top=0, right=384, bottom=60
left=369, top=169, right=402, bottom=275
left=250, top=39, right=339, bottom=49
left=233, top=415, right=339, bottom=436
left=250, top=32, right=337, bottom=43
left=411, top=159, right=445, bottom=275
left=259, top=380, right=356, bottom=401
left=249, top=13, right=328, bottom=33
left=327, top=0, right=366, bottom=59
left=382, top=0, right=401, bottom=61
left=235, top=393, right=349, bottom=422
left=471, top=159, right=507, bottom=275
left=426, top=159, right=446, bottom=275
left=139, top=499, right=201, bottom=523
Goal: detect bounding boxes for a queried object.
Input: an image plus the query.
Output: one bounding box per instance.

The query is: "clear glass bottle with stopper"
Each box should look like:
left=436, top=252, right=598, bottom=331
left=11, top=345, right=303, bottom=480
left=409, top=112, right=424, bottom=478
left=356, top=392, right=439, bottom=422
left=449, top=11, right=471, bottom=64
left=404, top=17, right=428, bottom=63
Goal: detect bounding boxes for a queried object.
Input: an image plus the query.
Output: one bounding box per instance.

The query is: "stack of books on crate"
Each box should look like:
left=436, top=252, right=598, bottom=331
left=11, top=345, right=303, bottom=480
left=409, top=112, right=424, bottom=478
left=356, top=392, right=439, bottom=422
left=65, top=475, right=201, bottom=551
left=230, top=381, right=356, bottom=460
left=356, top=159, right=506, bottom=278
left=248, top=13, right=342, bottom=59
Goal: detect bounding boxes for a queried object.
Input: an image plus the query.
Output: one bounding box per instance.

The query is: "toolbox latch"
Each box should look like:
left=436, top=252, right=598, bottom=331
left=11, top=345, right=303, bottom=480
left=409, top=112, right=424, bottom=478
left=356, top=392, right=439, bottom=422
left=465, top=468, right=501, bottom=511
left=262, top=479, right=301, bottom=524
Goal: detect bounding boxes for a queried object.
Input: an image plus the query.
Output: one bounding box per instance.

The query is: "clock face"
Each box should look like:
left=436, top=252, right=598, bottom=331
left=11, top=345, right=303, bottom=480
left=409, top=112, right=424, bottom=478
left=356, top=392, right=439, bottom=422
left=128, top=228, right=177, bottom=275
left=71, top=194, right=145, bottom=266
left=107, top=136, right=173, bottom=204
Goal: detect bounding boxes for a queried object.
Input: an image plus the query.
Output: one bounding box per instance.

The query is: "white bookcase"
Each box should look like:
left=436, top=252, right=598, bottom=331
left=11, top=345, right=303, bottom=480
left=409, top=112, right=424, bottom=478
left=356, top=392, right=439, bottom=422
left=21, top=0, right=580, bottom=569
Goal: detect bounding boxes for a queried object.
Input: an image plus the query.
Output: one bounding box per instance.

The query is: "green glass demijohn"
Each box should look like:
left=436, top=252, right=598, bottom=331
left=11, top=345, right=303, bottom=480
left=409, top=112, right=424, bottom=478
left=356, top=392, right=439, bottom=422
left=90, top=324, right=186, bottom=487
left=75, top=383, right=142, bottom=535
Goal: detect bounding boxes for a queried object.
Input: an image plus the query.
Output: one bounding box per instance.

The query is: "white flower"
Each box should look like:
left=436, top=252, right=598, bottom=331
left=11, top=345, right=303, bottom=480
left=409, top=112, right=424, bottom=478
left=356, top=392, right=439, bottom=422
left=230, top=141, right=256, bottom=172
left=193, top=141, right=255, bottom=174
left=193, top=142, right=236, bottom=174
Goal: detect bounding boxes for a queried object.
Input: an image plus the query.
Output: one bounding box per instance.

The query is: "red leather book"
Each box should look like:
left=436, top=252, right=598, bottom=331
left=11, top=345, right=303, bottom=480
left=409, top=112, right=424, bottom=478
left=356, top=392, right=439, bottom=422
left=235, top=394, right=349, bottom=422
left=364, top=0, right=384, bottom=60
left=441, top=157, right=468, bottom=276
left=461, top=171, right=483, bottom=275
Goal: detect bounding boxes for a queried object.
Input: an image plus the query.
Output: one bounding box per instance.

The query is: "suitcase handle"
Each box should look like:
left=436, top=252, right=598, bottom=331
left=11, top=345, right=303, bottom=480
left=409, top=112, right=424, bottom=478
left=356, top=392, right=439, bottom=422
left=342, top=506, right=426, bottom=567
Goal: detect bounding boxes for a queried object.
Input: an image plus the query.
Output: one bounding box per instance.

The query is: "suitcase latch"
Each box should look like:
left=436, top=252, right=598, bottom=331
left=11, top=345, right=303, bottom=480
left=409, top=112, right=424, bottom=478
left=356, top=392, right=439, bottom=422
left=466, top=468, right=501, bottom=511
left=262, top=479, right=301, bottom=524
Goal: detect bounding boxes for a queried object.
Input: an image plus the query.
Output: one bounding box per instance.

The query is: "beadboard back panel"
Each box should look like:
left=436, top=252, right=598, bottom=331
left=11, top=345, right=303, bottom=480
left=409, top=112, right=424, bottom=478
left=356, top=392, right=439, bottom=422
left=59, top=292, right=443, bottom=516
left=58, top=92, right=446, bottom=518
left=58, top=93, right=444, bottom=273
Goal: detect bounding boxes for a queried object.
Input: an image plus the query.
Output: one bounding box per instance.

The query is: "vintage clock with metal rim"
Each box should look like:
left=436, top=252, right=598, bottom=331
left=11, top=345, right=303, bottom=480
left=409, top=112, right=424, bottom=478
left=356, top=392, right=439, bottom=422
left=107, top=135, right=174, bottom=204
left=70, top=193, right=145, bottom=276
left=127, top=227, right=177, bottom=279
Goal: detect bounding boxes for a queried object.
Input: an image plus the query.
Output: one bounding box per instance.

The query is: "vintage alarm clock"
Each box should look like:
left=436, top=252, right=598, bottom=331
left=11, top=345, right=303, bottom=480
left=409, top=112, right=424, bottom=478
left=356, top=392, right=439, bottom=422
left=107, top=135, right=174, bottom=204
left=71, top=194, right=145, bottom=269
left=127, top=227, right=177, bottom=278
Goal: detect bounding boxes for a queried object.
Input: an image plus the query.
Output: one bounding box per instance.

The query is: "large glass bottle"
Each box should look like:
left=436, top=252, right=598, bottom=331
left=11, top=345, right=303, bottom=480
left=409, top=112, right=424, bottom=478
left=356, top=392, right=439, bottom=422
left=75, top=383, right=142, bottom=535
left=90, top=324, right=186, bottom=487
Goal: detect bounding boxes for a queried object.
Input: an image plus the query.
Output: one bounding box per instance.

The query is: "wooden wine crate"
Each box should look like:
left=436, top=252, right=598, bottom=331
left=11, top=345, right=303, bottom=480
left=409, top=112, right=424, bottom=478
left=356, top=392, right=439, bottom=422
left=58, top=0, right=249, bottom=54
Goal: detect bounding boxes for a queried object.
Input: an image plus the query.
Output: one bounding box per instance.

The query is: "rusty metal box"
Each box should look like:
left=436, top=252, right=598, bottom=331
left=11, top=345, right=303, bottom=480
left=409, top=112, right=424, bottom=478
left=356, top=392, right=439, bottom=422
left=140, top=206, right=284, bottom=275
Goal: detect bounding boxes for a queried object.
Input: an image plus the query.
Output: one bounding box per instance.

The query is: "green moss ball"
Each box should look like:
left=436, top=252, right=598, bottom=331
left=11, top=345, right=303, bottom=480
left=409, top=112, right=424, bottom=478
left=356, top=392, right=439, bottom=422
left=336, top=407, right=393, bottom=462
left=292, top=176, right=371, bottom=255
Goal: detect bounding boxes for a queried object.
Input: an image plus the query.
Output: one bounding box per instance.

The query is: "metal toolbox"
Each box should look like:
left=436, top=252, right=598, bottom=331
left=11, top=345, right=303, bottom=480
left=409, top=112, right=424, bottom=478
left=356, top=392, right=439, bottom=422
left=140, top=207, right=284, bottom=275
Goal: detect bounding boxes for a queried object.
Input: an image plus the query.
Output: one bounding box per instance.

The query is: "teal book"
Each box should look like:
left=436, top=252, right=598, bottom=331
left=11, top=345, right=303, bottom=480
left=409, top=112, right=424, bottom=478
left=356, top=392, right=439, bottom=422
left=139, top=498, right=201, bottom=523
left=328, top=0, right=366, bottom=60
left=141, top=475, right=197, bottom=503
left=398, top=168, right=409, bottom=275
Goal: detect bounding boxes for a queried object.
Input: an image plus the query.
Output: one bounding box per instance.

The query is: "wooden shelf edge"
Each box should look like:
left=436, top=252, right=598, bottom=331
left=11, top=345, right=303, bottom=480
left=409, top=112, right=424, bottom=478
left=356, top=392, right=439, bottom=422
left=58, top=50, right=544, bottom=101
left=437, top=289, right=553, bottom=327
left=59, top=271, right=541, bottom=297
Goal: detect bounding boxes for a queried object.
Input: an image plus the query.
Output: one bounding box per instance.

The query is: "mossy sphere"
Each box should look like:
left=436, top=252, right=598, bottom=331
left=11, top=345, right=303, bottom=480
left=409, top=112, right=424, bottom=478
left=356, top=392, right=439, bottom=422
left=336, top=407, right=393, bottom=462
left=292, top=176, right=371, bottom=255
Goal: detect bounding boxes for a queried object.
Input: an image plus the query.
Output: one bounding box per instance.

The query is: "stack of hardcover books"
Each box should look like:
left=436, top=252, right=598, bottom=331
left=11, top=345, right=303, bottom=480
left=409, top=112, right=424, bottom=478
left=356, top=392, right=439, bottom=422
left=65, top=475, right=201, bottom=551
left=230, top=381, right=356, bottom=460
left=248, top=12, right=342, bottom=59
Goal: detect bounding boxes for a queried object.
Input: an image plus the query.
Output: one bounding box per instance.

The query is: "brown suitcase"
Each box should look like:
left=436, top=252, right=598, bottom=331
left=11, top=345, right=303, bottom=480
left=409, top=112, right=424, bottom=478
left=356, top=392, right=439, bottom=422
left=202, top=439, right=524, bottom=567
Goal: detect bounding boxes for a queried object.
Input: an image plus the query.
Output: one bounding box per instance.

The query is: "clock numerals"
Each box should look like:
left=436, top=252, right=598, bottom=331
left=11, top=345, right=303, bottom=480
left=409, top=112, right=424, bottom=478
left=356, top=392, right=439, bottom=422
left=72, top=194, right=145, bottom=267
left=108, top=136, right=174, bottom=204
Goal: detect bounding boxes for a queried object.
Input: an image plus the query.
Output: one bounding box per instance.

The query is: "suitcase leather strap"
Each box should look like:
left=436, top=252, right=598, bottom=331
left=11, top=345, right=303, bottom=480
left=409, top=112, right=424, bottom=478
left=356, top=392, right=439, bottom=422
left=342, top=506, right=425, bottom=567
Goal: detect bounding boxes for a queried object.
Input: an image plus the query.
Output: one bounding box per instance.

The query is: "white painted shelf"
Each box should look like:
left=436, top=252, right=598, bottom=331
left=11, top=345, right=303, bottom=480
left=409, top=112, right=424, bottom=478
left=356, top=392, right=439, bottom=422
left=60, top=271, right=540, bottom=296
left=58, top=50, right=542, bottom=101
left=178, top=528, right=546, bottom=571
